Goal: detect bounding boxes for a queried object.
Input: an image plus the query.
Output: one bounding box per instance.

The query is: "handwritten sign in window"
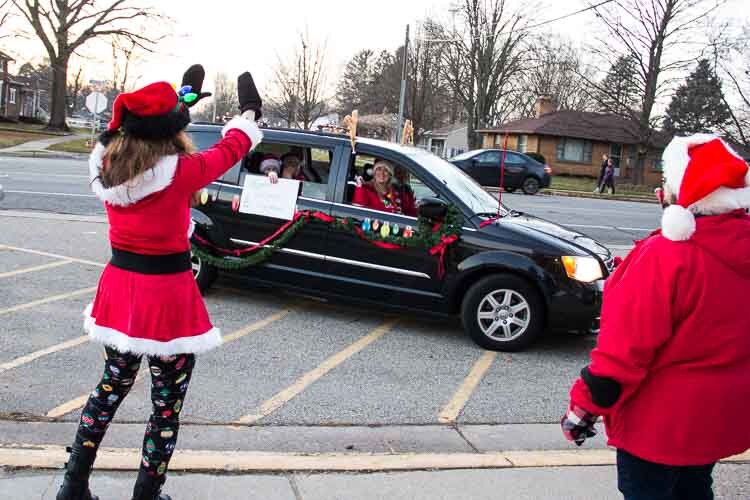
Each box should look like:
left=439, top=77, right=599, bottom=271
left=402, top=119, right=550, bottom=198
left=239, top=175, right=300, bottom=220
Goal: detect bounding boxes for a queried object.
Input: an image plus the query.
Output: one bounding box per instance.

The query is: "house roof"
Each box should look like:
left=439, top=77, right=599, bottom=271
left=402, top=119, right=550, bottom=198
left=0, top=50, right=14, bottom=62
left=477, top=111, right=669, bottom=147
left=425, top=122, right=467, bottom=137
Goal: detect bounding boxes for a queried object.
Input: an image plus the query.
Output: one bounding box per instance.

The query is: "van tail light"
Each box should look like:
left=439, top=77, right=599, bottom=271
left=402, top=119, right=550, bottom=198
left=544, top=165, right=552, bottom=174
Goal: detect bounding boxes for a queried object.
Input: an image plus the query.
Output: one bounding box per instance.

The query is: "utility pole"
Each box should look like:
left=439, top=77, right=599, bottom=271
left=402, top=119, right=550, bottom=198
left=396, top=24, right=409, bottom=143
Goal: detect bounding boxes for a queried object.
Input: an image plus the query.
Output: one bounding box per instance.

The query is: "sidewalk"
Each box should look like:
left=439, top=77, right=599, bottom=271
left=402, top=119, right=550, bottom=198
left=0, top=133, right=88, bottom=159
left=0, top=421, right=747, bottom=499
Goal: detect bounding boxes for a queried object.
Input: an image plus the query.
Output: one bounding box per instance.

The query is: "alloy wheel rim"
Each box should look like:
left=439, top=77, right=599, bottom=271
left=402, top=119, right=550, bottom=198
left=524, top=178, right=540, bottom=193
left=476, top=289, right=530, bottom=341
left=190, top=253, right=202, bottom=278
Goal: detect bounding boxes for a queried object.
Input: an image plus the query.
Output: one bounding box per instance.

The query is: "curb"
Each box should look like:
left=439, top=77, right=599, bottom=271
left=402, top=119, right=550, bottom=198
left=0, top=150, right=88, bottom=160
left=484, top=187, right=657, bottom=204
left=0, top=127, right=71, bottom=137
left=1, top=445, right=747, bottom=472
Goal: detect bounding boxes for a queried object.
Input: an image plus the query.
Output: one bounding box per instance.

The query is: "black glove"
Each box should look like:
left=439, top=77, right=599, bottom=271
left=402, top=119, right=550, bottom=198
left=180, top=64, right=212, bottom=108
left=237, top=71, right=263, bottom=120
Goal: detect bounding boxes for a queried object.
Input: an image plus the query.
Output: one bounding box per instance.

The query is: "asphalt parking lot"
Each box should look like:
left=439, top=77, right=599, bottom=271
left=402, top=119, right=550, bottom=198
left=0, top=210, right=607, bottom=428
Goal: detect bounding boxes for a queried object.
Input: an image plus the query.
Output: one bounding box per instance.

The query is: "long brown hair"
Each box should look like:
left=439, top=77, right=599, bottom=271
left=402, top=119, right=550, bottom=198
left=102, top=131, right=195, bottom=187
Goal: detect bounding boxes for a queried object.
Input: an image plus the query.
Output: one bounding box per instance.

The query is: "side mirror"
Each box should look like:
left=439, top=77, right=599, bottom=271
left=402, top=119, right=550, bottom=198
left=417, top=197, right=448, bottom=220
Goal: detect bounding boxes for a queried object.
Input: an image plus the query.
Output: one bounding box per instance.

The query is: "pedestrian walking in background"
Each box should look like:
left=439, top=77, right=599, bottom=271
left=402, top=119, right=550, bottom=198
left=561, top=134, right=750, bottom=500
left=55, top=66, right=263, bottom=500
left=602, top=158, right=616, bottom=195
left=594, top=154, right=608, bottom=193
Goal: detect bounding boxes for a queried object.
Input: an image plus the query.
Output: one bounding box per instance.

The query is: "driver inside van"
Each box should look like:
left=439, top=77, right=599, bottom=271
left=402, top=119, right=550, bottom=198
left=353, top=159, right=416, bottom=216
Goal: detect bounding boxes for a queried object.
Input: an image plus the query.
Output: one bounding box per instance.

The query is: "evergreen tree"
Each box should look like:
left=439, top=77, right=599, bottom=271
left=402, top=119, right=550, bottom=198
left=336, top=49, right=375, bottom=114
left=596, top=55, right=641, bottom=117
left=664, top=59, right=732, bottom=134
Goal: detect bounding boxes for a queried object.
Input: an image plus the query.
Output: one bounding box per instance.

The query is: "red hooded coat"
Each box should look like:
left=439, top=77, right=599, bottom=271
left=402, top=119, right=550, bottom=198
left=570, top=210, right=750, bottom=465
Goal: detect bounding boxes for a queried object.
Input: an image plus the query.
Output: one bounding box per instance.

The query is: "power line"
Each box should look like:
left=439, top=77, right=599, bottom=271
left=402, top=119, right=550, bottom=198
left=418, top=0, right=617, bottom=43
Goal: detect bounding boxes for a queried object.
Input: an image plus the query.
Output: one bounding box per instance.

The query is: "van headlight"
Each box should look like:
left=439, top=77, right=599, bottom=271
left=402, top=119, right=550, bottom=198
left=561, top=256, right=603, bottom=283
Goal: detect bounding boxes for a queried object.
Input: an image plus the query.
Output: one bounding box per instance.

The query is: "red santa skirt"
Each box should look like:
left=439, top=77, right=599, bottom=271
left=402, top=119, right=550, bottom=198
left=83, top=264, right=221, bottom=356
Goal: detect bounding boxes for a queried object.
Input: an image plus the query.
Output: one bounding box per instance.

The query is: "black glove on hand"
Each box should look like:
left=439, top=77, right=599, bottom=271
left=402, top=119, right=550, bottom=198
left=181, top=64, right=212, bottom=108
left=237, top=71, right=263, bottom=120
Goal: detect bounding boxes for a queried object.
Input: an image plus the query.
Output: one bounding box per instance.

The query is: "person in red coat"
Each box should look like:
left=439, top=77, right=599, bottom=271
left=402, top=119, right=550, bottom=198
left=562, top=134, right=750, bottom=499
left=56, top=69, right=263, bottom=500
left=352, top=159, right=417, bottom=216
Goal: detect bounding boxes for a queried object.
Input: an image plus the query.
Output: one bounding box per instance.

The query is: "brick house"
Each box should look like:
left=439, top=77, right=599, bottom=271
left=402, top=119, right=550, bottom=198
left=0, top=51, right=31, bottom=120
left=477, top=97, right=669, bottom=185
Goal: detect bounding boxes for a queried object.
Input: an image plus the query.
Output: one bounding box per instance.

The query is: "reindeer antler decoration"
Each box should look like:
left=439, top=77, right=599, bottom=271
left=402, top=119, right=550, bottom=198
left=401, top=119, right=414, bottom=146
left=343, top=110, right=358, bottom=154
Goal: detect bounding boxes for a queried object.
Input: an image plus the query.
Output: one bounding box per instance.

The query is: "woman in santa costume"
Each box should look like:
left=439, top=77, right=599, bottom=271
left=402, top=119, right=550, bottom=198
left=561, top=134, right=750, bottom=499
left=56, top=67, right=263, bottom=500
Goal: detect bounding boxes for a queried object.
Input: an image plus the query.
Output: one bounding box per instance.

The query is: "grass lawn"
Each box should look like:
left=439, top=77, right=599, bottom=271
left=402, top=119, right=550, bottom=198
left=47, top=138, right=92, bottom=154
left=551, top=175, right=659, bottom=196
left=0, top=130, right=59, bottom=148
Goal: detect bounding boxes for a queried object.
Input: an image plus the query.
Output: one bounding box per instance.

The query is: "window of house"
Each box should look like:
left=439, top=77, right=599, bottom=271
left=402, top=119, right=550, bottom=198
left=9, top=88, right=16, bottom=104
left=517, top=134, right=528, bottom=153
left=557, top=138, right=593, bottom=163
left=652, top=158, right=664, bottom=172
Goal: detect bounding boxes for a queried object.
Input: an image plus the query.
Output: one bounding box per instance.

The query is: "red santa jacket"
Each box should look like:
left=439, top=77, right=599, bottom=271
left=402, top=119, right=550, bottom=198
left=84, top=118, right=260, bottom=356
left=570, top=210, right=750, bottom=465
left=352, top=183, right=417, bottom=216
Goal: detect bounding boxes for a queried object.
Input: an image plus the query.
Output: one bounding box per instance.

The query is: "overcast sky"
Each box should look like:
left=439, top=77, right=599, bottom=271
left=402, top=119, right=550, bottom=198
left=7, top=0, right=748, bottom=98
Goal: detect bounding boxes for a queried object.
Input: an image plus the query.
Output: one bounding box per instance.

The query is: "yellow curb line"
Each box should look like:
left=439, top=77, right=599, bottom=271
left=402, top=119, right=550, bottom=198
left=1, top=445, right=747, bottom=472
left=235, top=318, right=397, bottom=425
left=438, top=351, right=496, bottom=424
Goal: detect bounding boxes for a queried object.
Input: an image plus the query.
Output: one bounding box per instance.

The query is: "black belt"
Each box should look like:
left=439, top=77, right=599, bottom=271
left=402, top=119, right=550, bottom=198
left=110, top=248, right=191, bottom=275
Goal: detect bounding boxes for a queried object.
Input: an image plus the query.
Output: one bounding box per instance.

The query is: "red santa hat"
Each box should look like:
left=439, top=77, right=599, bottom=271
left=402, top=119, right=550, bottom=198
left=107, top=81, right=190, bottom=140
left=661, top=133, right=750, bottom=241
left=259, top=154, right=281, bottom=174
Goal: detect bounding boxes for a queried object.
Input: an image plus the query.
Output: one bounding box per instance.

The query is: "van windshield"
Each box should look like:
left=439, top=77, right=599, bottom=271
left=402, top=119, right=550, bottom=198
left=405, top=149, right=508, bottom=216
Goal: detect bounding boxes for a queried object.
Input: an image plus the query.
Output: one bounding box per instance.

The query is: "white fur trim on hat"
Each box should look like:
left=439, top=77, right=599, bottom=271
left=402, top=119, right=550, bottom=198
left=88, top=142, right=178, bottom=206
left=662, top=133, right=718, bottom=198
left=259, top=157, right=281, bottom=174
left=222, top=116, right=263, bottom=150
left=661, top=204, right=696, bottom=241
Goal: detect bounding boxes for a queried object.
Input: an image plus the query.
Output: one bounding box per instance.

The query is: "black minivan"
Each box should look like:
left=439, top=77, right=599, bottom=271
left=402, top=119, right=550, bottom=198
left=188, top=124, right=612, bottom=351
left=450, top=149, right=552, bottom=194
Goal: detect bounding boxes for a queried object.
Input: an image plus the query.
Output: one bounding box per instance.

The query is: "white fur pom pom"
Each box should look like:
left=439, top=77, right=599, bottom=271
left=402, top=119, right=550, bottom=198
left=661, top=204, right=696, bottom=241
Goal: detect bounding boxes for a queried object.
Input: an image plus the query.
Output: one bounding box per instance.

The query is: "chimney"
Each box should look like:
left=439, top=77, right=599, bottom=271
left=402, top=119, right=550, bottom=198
left=534, top=95, right=557, bottom=118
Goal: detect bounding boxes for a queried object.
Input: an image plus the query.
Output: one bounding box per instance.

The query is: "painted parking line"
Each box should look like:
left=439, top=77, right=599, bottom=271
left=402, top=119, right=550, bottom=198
left=0, top=259, right=73, bottom=279
left=46, top=366, right=148, bottom=419
left=0, top=244, right=106, bottom=268
left=1, top=445, right=747, bottom=471
left=0, top=335, right=89, bottom=375
left=235, top=318, right=398, bottom=425
left=44, top=310, right=295, bottom=419
left=438, top=351, right=497, bottom=424
left=0, top=286, right=97, bottom=317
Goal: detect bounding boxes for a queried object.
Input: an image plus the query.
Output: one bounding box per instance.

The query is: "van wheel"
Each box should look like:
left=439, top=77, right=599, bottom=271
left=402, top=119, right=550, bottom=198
left=522, top=177, right=541, bottom=195
left=191, top=251, right=217, bottom=293
left=461, top=274, right=544, bottom=351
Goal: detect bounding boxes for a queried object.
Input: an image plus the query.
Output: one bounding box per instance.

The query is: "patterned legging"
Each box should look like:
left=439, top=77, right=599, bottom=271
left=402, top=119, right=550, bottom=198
left=74, top=346, right=195, bottom=478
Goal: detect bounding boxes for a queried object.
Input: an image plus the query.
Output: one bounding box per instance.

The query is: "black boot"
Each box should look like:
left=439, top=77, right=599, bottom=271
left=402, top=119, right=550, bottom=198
left=56, top=444, right=99, bottom=500
left=131, top=469, right=172, bottom=500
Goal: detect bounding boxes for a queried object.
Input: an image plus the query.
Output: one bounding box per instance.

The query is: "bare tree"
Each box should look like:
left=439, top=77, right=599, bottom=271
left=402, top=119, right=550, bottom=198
left=426, top=0, right=529, bottom=149
left=212, top=72, right=237, bottom=121
left=0, top=1, right=13, bottom=37
left=11, top=0, right=167, bottom=131
left=583, top=0, right=727, bottom=183
left=111, top=35, right=142, bottom=92
left=406, top=30, right=452, bottom=140
left=515, top=35, right=596, bottom=117
left=267, top=31, right=328, bottom=129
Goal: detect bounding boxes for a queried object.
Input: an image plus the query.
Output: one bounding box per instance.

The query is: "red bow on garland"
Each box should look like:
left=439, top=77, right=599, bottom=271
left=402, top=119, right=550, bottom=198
left=429, top=234, right=459, bottom=279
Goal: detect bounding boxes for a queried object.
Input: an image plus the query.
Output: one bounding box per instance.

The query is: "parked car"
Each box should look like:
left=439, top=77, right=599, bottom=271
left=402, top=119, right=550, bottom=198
left=449, top=149, right=552, bottom=195
left=188, top=124, right=613, bottom=351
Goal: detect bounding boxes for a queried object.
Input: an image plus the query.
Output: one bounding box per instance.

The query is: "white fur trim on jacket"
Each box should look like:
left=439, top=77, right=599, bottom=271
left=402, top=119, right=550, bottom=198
left=661, top=204, right=696, bottom=241
left=88, top=142, right=178, bottom=206
left=222, top=116, right=263, bottom=150
left=83, top=304, right=222, bottom=356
